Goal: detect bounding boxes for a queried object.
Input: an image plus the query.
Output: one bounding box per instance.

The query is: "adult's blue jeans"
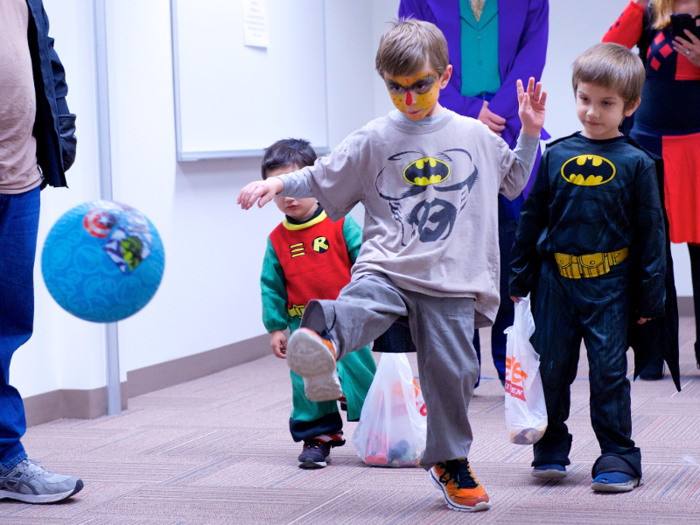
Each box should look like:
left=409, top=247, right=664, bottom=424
left=0, top=187, right=40, bottom=469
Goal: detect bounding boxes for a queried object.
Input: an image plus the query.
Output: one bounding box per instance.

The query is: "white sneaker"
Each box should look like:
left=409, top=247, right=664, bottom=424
left=0, top=459, right=83, bottom=504
left=287, top=328, right=343, bottom=402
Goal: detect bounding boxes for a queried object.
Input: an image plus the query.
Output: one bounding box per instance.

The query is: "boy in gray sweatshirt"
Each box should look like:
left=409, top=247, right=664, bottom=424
left=238, top=18, right=545, bottom=513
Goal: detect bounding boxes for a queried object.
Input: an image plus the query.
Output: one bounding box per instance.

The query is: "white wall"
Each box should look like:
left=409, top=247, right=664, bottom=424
left=13, top=0, right=693, bottom=401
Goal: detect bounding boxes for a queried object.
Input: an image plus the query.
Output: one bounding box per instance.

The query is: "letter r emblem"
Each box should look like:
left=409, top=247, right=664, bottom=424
left=313, top=236, right=329, bottom=253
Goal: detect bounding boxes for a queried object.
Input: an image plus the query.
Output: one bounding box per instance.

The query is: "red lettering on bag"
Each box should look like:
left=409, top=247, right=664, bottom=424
left=413, top=378, right=427, bottom=417
left=506, top=357, right=528, bottom=384
left=505, top=381, right=526, bottom=401
left=505, top=357, right=528, bottom=401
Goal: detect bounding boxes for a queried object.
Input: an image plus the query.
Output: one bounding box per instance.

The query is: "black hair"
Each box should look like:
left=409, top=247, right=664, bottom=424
left=261, top=138, right=317, bottom=180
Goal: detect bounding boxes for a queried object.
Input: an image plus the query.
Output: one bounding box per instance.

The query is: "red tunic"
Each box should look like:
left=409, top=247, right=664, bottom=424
left=269, top=211, right=352, bottom=319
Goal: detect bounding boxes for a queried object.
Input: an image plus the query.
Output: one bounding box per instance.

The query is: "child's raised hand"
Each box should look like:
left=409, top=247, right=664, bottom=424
left=517, top=77, right=546, bottom=137
left=237, top=178, right=284, bottom=210
left=270, top=330, right=288, bottom=359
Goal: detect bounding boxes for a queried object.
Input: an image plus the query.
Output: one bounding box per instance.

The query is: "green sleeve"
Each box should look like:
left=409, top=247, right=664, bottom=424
left=261, top=238, right=289, bottom=332
left=342, top=214, right=363, bottom=264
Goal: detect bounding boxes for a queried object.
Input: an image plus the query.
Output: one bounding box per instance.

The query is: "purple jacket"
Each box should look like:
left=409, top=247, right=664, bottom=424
left=398, top=0, right=549, bottom=148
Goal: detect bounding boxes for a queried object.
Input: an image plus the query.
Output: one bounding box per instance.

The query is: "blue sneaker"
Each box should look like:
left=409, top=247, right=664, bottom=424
left=591, top=472, right=643, bottom=492
left=532, top=464, right=567, bottom=479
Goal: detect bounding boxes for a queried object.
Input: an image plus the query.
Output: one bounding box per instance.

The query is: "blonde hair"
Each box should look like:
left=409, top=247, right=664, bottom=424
left=650, top=0, right=700, bottom=29
left=572, top=43, right=645, bottom=111
left=375, top=18, right=449, bottom=77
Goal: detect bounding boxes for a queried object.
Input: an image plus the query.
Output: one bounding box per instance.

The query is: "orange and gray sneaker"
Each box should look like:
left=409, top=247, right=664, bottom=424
left=287, top=328, right=343, bottom=402
left=430, top=458, right=490, bottom=512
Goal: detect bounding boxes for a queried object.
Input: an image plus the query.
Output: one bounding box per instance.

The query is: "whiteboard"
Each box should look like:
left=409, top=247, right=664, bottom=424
left=170, top=0, right=330, bottom=161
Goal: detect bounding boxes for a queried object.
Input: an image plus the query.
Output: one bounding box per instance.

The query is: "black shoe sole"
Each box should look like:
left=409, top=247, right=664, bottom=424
left=298, top=459, right=327, bottom=469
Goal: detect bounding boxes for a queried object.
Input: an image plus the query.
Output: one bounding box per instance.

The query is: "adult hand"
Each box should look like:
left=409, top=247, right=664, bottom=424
left=510, top=296, right=521, bottom=303
left=637, top=317, right=651, bottom=325
left=270, top=330, right=287, bottom=359
left=478, top=100, right=506, bottom=136
left=517, top=77, right=547, bottom=137
left=673, top=30, right=700, bottom=68
left=237, top=177, right=284, bottom=209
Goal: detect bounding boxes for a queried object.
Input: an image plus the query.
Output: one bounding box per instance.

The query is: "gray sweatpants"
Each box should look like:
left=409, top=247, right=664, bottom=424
left=300, top=273, right=479, bottom=469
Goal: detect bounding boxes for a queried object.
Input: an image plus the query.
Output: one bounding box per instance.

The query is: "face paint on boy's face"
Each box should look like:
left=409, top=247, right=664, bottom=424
left=385, top=72, right=440, bottom=120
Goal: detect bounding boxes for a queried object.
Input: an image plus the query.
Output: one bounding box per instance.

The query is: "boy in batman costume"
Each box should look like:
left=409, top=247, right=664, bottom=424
left=510, top=43, right=678, bottom=494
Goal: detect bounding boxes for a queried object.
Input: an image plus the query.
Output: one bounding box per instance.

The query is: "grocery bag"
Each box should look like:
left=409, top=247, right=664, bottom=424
left=504, top=295, right=547, bottom=445
left=352, top=353, right=427, bottom=467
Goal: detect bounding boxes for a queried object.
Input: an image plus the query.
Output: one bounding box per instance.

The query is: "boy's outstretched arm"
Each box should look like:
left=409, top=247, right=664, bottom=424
left=238, top=177, right=284, bottom=209
left=517, top=77, right=546, bottom=137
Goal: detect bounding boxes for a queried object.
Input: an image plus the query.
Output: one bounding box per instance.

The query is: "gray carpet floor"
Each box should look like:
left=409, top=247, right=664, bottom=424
left=4, top=318, right=700, bottom=524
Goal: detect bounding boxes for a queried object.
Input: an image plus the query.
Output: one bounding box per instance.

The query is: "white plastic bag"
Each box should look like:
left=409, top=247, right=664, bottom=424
left=352, top=353, right=427, bottom=467
left=504, top=295, right=547, bottom=445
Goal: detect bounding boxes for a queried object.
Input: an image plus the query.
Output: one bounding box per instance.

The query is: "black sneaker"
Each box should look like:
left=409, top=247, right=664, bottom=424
left=298, top=440, right=332, bottom=469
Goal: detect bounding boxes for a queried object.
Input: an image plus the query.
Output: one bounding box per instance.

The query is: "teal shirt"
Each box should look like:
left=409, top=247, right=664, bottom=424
left=459, top=0, right=501, bottom=97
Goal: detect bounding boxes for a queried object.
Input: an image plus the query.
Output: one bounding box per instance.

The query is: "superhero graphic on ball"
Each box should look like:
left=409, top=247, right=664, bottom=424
left=376, top=149, right=479, bottom=246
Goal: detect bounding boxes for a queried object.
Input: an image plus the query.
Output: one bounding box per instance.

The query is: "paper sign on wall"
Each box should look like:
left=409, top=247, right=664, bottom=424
left=244, top=0, right=269, bottom=48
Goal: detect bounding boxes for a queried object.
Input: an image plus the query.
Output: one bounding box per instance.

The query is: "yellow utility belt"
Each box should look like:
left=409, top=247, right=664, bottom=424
left=554, top=248, right=629, bottom=279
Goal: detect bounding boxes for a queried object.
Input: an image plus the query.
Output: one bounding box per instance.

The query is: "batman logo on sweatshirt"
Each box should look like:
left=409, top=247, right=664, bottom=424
left=403, top=158, right=451, bottom=186
left=561, top=155, right=616, bottom=186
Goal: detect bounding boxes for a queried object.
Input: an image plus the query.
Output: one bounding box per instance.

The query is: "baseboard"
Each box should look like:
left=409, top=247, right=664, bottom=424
left=23, top=334, right=269, bottom=427
left=23, top=384, right=128, bottom=427
left=125, top=334, right=269, bottom=398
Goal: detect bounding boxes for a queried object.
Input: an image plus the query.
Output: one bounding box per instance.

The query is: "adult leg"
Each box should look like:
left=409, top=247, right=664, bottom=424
left=491, top=198, right=518, bottom=384
left=490, top=306, right=512, bottom=385
left=688, top=244, right=700, bottom=367
left=0, top=189, right=40, bottom=469
left=0, top=189, right=84, bottom=503
left=531, top=261, right=583, bottom=468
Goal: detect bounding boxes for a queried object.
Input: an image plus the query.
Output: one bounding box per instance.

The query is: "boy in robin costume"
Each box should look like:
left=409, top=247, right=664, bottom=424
left=260, top=138, right=376, bottom=470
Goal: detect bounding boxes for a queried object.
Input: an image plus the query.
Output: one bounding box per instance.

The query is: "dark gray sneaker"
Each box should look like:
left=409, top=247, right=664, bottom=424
left=0, top=459, right=83, bottom=504
left=298, top=439, right=332, bottom=469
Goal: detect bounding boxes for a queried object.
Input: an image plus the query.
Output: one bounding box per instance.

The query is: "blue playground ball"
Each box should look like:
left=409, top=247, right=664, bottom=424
left=42, top=201, right=165, bottom=323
